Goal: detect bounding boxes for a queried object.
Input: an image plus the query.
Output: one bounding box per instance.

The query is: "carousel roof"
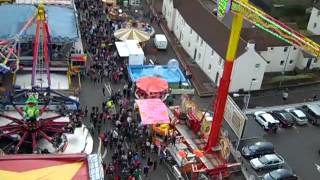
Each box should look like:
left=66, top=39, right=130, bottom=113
left=0, top=4, right=78, bottom=43
left=136, top=76, right=169, bottom=94
left=114, top=28, right=150, bottom=43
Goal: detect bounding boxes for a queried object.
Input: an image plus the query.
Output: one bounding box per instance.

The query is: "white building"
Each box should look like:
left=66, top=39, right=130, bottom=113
left=308, top=1, right=320, bottom=35
left=162, top=0, right=320, bottom=92
left=162, top=0, right=267, bottom=92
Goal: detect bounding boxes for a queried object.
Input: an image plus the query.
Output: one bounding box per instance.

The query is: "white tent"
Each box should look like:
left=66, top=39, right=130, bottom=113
left=115, top=40, right=145, bottom=65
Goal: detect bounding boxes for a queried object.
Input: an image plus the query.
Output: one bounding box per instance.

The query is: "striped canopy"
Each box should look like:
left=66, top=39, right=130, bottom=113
left=114, top=28, right=150, bottom=43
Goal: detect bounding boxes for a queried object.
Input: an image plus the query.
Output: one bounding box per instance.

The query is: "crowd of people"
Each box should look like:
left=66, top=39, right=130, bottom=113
left=75, top=0, right=128, bottom=85
left=74, top=1, right=171, bottom=179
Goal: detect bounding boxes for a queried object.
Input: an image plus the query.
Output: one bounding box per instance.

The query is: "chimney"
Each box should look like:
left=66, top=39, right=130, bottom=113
left=246, top=41, right=255, bottom=50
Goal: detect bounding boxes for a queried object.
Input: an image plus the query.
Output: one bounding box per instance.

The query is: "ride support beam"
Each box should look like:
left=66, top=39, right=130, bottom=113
left=32, top=20, right=41, bottom=86
left=205, top=0, right=247, bottom=151
left=15, top=131, right=29, bottom=153
left=42, top=21, right=51, bottom=87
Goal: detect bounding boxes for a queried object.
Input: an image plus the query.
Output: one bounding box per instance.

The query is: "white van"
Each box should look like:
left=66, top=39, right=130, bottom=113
left=154, top=34, right=168, bottom=50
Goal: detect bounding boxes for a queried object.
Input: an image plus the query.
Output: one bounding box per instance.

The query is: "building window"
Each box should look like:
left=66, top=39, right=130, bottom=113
left=284, top=47, right=288, bottom=52
left=190, top=29, right=192, bottom=34
left=198, top=53, right=201, bottom=60
left=293, top=47, right=297, bottom=50
left=270, top=47, right=274, bottom=50
left=255, top=64, right=260, bottom=68
left=211, top=50, right=214, bottom=56
left=219, top=58, right=223, bottom=65
left=289, top=60, right=293, bottom=64
left=201, top=40, right=203, bottom=46
left=314, top=23, right=317, bottom=28
left=266, top=61, right=270, bottom=64
left=314, top=59, right=318, bottom=63
left=280, top=60, right=284, bottom=65
left=208, top=64, right=212, bottom=70
left=196, top=35, right=199, bottom=42
left=188, top=42, right=191, bottom=47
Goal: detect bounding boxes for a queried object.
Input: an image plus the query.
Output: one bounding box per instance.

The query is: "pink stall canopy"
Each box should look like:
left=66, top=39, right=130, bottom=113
left=136, top=99, right=170, bottom=125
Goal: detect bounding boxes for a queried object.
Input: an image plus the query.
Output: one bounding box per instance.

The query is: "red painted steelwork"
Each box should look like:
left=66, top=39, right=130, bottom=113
left=205, top=60, right=234, bottom=151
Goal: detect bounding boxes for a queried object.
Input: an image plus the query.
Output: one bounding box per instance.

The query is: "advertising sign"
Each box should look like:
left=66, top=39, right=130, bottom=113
left=223, top=95, right=246, bottom=138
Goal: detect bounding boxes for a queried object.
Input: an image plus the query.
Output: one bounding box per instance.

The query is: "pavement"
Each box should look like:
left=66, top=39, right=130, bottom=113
left=233, top=83, right=320, bottom=110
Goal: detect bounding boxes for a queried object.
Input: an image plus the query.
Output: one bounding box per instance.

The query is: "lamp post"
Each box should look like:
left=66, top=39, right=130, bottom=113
left=279, top=46, right=292, bottom=87
left=233, top=79, right=255, bottom=111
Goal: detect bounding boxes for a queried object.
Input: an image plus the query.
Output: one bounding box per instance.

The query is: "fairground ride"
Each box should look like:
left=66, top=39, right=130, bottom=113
left=0, top=3, right=87, bottom=88
left=0, top=3, right=83, bottom=154
left=189, top=0, right=320, bottom=178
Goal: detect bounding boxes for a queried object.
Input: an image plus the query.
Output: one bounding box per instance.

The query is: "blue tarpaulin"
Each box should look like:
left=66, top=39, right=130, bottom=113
left=0, top=4, right=78, bottom=43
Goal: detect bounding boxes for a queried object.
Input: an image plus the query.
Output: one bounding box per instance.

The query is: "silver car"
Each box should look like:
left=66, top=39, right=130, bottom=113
left=285, top=108, right=308, bottom=125
left=250, top=154, right=284, bottom=171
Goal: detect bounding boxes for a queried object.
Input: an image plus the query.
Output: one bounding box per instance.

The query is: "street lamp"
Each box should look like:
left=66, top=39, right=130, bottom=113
left=232, top=79, right=255, bottom=111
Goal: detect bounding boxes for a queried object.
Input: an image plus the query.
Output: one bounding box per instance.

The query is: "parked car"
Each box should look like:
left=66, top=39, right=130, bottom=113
left=285, top=108, right=308, bottom=125
left=301, top=104, right=320, bottom=125
left=254, top=111, right=280, bottom=131
left=241, top=141, right=274, bottom=159
left=271, top=110, right=295, bottom=128
left=250, top=154, right=285, bottom=171
left=262, top=168, right=298, bottom=180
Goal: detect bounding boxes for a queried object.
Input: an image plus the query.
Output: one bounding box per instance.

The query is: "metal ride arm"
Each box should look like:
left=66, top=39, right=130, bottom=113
left=232, top=0, right=320, bottom=57
left=32, top=4, right=51, bottom=87
left=206, top=0, right=320, bottom=150
left=0, top=13, right=36, bottom=72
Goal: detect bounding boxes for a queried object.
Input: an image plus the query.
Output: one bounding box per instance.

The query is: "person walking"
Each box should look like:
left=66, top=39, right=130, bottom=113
left=102, top=87, right=106, bottom=96
left=143, top=165, right=149, bottom=177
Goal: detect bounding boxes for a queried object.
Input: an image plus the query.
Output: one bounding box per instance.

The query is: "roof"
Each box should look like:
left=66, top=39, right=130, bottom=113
left=292, top=109, right=306, bottom=118
left=314, top=0, right=320, bottom=9
left=0, top=154, right=90, bottom=179
left=0, top=4, right=78, bottom=43
left=253, top=141, right=274, bottom=148
left=15, top=0, right=73, bottom=6
left=115, top=40, right=144, bottom=57
left=155, top=34, right=167, bottom=41
left=241, top=23, right=300, bottom=51
left=264, top=154, right=281, bottom=161
left=173, top=0, right=247, bottom=59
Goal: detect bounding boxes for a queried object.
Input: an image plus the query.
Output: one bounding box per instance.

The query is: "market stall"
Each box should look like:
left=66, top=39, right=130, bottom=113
left=135, top=99, right=172, bottom=145
left=115, top=40, right=145, bottom=65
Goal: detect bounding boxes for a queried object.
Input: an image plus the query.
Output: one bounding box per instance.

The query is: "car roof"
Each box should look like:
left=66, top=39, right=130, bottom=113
left=269, top=169, right=296, bottom=179
left=264, top=154, right=281, bottom=161
left=292, top=109, right=306, bottom=117
left=253, top=142, right=274, bottom=149
left=260, top=113, right=278, bottom=122
left=306, top=104, right=320, bottom=115
left=155, top=34, right=167, bottom=40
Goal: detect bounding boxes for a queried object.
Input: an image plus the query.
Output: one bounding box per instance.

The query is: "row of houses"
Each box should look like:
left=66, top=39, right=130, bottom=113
left=162, top=0, right=320, bottom=92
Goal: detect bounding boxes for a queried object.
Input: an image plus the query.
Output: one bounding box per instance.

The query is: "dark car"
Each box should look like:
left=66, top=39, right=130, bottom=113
left=241, top=141, right=274, bottom=159
left=271, top=110, right=295, bottom=128
left=262, top=169, right=298, bottom=180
